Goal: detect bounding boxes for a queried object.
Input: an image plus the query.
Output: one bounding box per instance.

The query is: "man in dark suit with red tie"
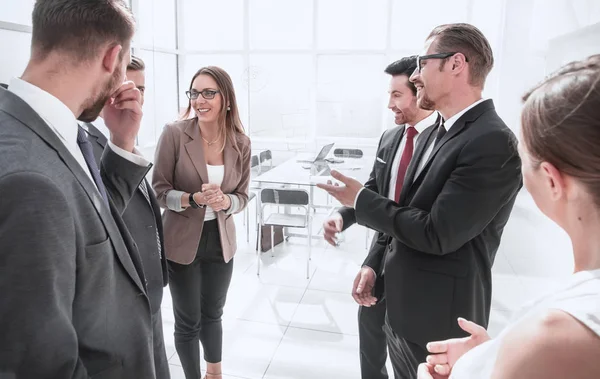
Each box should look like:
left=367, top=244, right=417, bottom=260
left=322, top=56, right=439, bottom=379
left=319, top=23, right=522, bottom=379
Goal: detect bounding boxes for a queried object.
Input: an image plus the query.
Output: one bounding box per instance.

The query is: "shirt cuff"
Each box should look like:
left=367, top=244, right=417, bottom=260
left=354, top=187, right=366, bottom=209
left=166, top=190, right=186, bottom=212
left=108, top=140, right=151, bottom=167
left=225, top=194, right=240, bottom=215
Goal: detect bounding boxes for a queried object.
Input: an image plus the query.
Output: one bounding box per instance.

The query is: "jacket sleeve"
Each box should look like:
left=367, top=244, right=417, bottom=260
left=0, top=172, right=89, bottom=378
left=355, top=130, right=522, bottom=256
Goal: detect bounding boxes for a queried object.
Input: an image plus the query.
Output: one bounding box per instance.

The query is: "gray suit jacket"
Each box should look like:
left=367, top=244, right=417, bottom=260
left=0, top=87, right=156, bottom=379
left=81, top=121, right=168, bottom=315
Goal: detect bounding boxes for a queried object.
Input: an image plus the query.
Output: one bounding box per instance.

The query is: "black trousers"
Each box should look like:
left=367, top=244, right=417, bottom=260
left=152, top=310, right=171, bottom=379
left=168, top=220, right=234, bottom=379
left=358, top=298, right=388, bottom=379
left=383, top=314, right=428, bottom=379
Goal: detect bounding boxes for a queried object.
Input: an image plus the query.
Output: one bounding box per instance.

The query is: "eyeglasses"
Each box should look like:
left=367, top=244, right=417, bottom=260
left=415, top=52, right=469, bottom=73
left=185, top=89, right=220, bottom=100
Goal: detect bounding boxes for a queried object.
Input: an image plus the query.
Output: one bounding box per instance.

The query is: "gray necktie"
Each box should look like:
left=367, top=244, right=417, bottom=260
left=76, top=126, right=109, bottom=206
left=138, top=180, right=162, bottom=259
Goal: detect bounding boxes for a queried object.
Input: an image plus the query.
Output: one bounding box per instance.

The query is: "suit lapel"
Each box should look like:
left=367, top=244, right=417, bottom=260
left=412, top=100, right=495, bottom=185
left=380, top=126, right=405, bottom=196
left=399, top=114, right=441, bottom=204
left=184, top=120, right=209, bottom=184
left=0, top=90, right=147, bottom=294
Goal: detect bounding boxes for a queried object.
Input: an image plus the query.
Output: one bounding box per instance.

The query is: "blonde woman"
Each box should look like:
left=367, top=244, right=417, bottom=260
left=153, top=66, right=251, bottom=379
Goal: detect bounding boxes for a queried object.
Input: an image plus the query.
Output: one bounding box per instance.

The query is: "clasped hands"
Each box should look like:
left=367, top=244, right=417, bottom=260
left=194, top=183, right=231, bottom=212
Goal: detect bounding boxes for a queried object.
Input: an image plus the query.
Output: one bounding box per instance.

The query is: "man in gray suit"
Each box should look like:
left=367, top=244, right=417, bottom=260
left=0, top=1, right=156, bottom=378
left=82, top=55, right=171, bottom=379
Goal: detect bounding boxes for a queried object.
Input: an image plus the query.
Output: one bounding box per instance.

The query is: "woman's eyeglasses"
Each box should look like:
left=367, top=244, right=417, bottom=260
left=185, top=89, right=220, bottom=100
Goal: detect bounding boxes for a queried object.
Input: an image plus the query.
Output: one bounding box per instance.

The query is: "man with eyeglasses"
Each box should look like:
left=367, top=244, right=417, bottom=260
left=81, top=55, right=171, bottom=379
left=318, top=23, right=522, bottom=379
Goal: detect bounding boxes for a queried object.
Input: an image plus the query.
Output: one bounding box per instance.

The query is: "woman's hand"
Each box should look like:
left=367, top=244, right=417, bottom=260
left=417, top=363, right=449, bottom=379
left=202, top=183, right=230, bottom=212
left=423, top=318, right=491, bottom=376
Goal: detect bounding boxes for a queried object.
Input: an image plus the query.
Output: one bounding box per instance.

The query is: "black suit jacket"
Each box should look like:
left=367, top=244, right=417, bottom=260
left=339, top=116, right=440, bottom=276
left=356, top=100, right=522, bottom=349
left=0, top=87, right=155, bottom=378
left=82, top=122, right=168, bottom=314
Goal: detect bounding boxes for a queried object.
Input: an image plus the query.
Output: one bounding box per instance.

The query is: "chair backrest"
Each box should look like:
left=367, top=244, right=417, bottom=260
left=333, top=148, right=363, bottom=158
left=251, top=155, right=259, bottom=168
left=260, top=188, right=309, bottom=206
left=259, top=150, right=272, bottom=163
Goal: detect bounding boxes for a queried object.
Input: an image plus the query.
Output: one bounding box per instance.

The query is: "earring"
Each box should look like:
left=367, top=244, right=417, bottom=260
left=227, top=106, right=231, bottom=111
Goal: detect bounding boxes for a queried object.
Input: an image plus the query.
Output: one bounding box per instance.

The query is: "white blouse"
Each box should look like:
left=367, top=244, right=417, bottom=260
left=450, top=268, right=600, bottom=378
left=203, top=165, right=225, bottom=221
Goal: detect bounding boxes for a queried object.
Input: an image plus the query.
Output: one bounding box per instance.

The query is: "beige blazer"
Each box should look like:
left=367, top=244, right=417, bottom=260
left=152, top=118, right=251, bottom=264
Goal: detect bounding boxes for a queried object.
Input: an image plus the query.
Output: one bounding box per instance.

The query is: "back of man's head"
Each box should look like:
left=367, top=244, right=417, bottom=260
left=385, top=56, right=418, bottom=95
left=427, top=23, right=493, bottom=88
left=31, top=0, right=135, bottom=63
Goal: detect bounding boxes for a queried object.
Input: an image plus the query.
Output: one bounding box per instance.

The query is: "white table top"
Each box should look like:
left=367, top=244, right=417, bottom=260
left=252, top=153, right=373, bottom=187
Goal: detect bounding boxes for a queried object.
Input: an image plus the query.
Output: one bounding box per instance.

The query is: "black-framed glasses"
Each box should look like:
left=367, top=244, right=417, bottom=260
left=185, top=89, right=220, bottom=100
left=416, top=52, right=469, bottom=73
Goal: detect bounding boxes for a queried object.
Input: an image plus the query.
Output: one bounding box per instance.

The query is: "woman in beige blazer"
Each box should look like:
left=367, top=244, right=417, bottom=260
left=153, top=66, right=250, bottom=379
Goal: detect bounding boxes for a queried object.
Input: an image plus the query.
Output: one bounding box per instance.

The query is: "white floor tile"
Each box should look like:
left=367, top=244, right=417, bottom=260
left=264, top=327, right=361, bottom=379
left=225, top=277, right=305, bottom=326
left=290, top=289, right=359, bottom=336
left=169, top=319, right=285, bottom=379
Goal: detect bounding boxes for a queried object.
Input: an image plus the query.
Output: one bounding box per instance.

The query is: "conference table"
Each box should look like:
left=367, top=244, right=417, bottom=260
left=250, top=152, right=374, bottom=239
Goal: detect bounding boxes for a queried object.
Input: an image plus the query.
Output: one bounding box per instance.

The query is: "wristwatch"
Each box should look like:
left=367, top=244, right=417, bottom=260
left=189, top=192, right=204, bottom=209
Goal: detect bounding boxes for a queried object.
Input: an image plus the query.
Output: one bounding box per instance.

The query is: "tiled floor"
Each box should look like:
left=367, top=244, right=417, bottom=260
left=163, top=191, right=575, bottom=379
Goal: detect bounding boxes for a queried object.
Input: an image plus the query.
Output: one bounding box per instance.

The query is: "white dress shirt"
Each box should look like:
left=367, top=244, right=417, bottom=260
left=8, top=77, right=150, bottom=193
left=386, top=111, right=440, bottom=200
left=414, top=98, right=487, bottom=178
left=349, top=111, right=439, bottom=209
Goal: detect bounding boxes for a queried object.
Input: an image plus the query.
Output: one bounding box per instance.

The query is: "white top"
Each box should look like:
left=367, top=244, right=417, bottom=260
left=387, top=111, right=439, bottom=200
left=450, top=268, right=600, bottom=378
left=415, top=98, right=487, bottom=178
left=8, top=77, right=150, bottom=193
left=203, top=165, right=225, bottom=221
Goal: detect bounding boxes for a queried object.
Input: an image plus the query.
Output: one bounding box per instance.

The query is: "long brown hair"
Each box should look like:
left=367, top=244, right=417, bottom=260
left=521, top=54, right=600, bottom=205
left=180, top=66, right=245, bottom=152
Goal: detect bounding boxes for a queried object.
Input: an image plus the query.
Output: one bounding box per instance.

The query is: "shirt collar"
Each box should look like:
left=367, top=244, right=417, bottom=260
left=411, top=111, right=440, bottom=134
left=444, top=98, right=487, bottom=131
left=8, top=77, right=79, bottom=149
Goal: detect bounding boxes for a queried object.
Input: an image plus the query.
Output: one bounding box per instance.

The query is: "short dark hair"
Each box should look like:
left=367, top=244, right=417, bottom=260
left=522, top=54, right=600, bottom=206
left=427, top=23, right=493, bottom=88
left=0, top=83, right=7, bottom=89
left=31, top=0, right=135, bottom=62
left=127, top=55, right=145, bottom=72
left=385, top=56, right=418, bottom=95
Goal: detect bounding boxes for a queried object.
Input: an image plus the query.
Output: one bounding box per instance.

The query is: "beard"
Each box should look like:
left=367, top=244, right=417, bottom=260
left=417, top=90, right=436, bottom=111
left=78, top=68, right=123, bottom=123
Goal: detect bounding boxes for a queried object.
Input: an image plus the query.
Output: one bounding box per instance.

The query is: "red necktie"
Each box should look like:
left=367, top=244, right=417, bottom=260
left=394, top=126, right=418, bottom=202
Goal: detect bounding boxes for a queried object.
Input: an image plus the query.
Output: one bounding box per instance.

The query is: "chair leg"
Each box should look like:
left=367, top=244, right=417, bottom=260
left=271, top=226, right=275, bottom=257
left=257, top=222, right=262, bottom=276
left=307, top=217, right=312, bottom=279
left=246, top=205, right=250, bottom=243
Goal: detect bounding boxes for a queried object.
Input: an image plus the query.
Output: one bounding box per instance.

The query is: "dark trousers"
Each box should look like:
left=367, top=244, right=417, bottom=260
left=358, top=298, right=388, bottom=379
left=152, top=310, right=171, bottom=379
left=168, top=221, right=234, bottom=379
left=383, top=315, right=428, bottom=379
